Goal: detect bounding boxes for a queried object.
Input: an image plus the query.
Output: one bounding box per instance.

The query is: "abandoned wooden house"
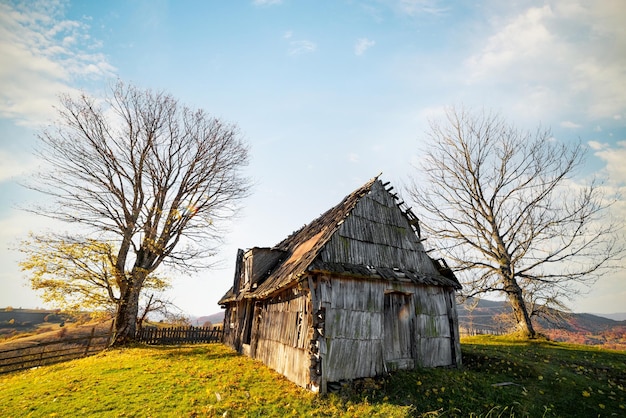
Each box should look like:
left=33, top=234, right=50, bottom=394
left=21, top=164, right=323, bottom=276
left=218, top=176, right=462, bottom=393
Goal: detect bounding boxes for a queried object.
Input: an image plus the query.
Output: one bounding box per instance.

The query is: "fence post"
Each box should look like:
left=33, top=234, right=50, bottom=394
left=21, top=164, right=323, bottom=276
left=84, top=327, right=95, bottom=356
left=38, top=344, right=45, bottom=370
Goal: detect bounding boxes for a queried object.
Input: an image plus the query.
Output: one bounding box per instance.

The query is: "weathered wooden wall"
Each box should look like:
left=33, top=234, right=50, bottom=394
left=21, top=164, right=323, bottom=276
left=222, top=305, right=238, bottom=348
left=221, top=178, right=462, bottom=393
left=312, top=274, right=461, bottom=385
left=319, top=180, right=440, bottom=275
left=314, top=276, right=385, bottom=382
left=251, top=288, right=312, bottom=388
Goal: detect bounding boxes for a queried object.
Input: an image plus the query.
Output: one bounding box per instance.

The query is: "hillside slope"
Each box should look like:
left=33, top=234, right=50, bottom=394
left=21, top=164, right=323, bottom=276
left=0, top=337, right=624, bottom=417
left=458, top=298, right=626, bottom=349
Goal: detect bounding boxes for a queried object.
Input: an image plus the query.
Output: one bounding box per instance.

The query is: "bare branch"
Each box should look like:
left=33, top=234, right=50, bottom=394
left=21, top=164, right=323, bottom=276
left=409, top=106, right=625, bottom=337
left=25, top=80, right=251, bottom=344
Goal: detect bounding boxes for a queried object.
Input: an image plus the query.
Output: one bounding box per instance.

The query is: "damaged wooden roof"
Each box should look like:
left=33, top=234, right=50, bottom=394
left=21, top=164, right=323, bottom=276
left=219, top=175, right=461, bottom=304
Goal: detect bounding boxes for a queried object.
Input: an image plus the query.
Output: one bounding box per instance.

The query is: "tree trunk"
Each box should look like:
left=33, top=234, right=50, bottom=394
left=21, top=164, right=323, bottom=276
left=503, top=276, right=536, bottom=338
left=110, top=280, right=142, bottom=346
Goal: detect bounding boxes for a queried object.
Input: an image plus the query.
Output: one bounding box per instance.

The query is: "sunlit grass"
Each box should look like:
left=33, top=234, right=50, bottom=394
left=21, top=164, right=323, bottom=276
left=0, top=338, right=624, bottom=417
left=0, top=344, right=409, bottom=417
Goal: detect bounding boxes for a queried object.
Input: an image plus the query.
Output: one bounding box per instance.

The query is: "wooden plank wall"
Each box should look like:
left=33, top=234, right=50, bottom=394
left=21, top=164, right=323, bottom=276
left=320, top=279, right=384, bottom=382
left=252, top=289, right=311, bottom=388
left=315, top=275, right=460, bottom=384
left=412, top=285, right=457, bottom=367
left=320, top=182, right=441, bottom=275
left=222, top=305, right=238, bottom=349
left=317, top=277, right=385, bottom=382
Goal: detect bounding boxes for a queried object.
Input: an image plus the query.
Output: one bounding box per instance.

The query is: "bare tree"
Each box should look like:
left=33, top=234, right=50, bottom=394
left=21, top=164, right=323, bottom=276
left=29, top=81, right=250, bottom=345
left=136, top=293, right=184, bottom=334
left=409, top=106, right=623, bottom=338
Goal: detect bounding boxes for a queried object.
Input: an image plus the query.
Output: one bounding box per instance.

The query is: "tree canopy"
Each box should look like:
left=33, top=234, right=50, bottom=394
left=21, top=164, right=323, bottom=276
left=20, top=236, right=171, bottom=326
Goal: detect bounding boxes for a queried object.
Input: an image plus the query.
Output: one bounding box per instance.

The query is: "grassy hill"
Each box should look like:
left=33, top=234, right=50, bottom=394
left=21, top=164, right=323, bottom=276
left=0, top=336, right=624, bottom=417
left=458, top=299, right=626, bottom=349
left=0, top=308, right=75, bottom=342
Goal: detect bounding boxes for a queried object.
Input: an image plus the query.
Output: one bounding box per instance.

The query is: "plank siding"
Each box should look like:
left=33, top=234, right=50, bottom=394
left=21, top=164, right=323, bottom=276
left=254, top=339, right=310, bottom=387
left=220, top=178, right=462, bottom=393
left=325, top=338, right=384, bottom=381
left=251, top=289, right=312, bottom=388
left=317, top=275, right=459, bottom=382
left=416, top=337, right=453, bottom=367
left=320, top=184, right=440, bottom=276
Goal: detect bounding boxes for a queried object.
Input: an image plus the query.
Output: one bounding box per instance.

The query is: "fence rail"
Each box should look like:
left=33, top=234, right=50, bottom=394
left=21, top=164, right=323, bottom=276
left=0, top=328, right=111, bottom=374
left=136, top=326, right=223, bottom=345
left=0, top=326, right=223, bottom=374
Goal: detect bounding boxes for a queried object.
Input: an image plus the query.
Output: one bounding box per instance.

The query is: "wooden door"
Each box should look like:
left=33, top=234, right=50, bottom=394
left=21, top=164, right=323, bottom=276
left=383, top=292, right=414, bottom=370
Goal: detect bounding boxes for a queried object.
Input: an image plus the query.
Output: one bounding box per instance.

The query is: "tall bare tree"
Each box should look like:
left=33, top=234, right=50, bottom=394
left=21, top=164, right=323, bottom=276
left=409, top=106, right=623, bottom=338
left=29, top=81, right=250, bottom=345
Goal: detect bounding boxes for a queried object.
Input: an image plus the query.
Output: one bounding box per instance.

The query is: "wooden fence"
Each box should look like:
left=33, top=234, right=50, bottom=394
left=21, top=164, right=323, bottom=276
left=0, top=328, right=111, bottom=375
left=136, top=326, right=223, bottom=345
left=0, top=326, right=223, bottom=374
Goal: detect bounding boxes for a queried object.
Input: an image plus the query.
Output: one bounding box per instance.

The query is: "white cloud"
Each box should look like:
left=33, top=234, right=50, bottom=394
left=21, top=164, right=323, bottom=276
left=0, top=150, right=39, bottom=183
left=464, top=0, right=626, bottom=121
left=354, top=38, right=376, bottom=56
left=0, top=1, right=115, bottom=127
left=288, top=40, right=317, bottom=56
left=466, top=6, right=553, bottom=79
left=587, top=140, right=606, bottom=151
left=589, top=141, right=626, bottom=241
left=560, top=120, right=581, bottom=129
left=282, top=30, right=316, bottom=56
left=594, top=140, right=626, bottom=187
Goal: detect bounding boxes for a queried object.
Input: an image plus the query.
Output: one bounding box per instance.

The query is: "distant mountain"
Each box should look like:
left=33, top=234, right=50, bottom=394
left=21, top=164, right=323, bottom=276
left=593, top=312, right=626, bottom=321
left=457, top=298, right=626, bottom=349
left=190, top=312, right=225, bottom=327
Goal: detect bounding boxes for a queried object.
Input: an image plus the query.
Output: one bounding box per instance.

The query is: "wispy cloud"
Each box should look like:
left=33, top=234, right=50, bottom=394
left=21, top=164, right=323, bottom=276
left=588, top=140, right=606, bottom=151
left=252, top=0, right=283, bottom=6
left=592, top=141, right=626, bottom=187
left=390, top=0, right=449, bottom=16
left=0, top=0, right=115, bottom=127
left=561, top=121, right=582, bottom=129
left=354, top=38, right=375, bottom=56
left=282, top=30, right=316, bottom=56
left=464, top=1, right=626, bottom=121
left=289, top=40, right=316, bottom=55
left=0, top=150, right=39, bottom=183
left=590, top=141, right=626, bottom=236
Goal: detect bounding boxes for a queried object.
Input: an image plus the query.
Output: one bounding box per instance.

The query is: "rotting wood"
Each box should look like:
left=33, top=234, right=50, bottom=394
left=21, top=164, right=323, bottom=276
left=219, top=178, right=462, bottom=393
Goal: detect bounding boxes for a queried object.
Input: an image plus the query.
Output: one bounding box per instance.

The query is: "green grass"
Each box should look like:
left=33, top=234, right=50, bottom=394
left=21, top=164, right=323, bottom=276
left=0, top=336, right=624, bottom=417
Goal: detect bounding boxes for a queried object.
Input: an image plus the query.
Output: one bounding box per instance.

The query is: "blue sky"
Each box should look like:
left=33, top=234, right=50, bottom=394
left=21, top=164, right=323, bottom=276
left=1, top=0, right=624, bottom=316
